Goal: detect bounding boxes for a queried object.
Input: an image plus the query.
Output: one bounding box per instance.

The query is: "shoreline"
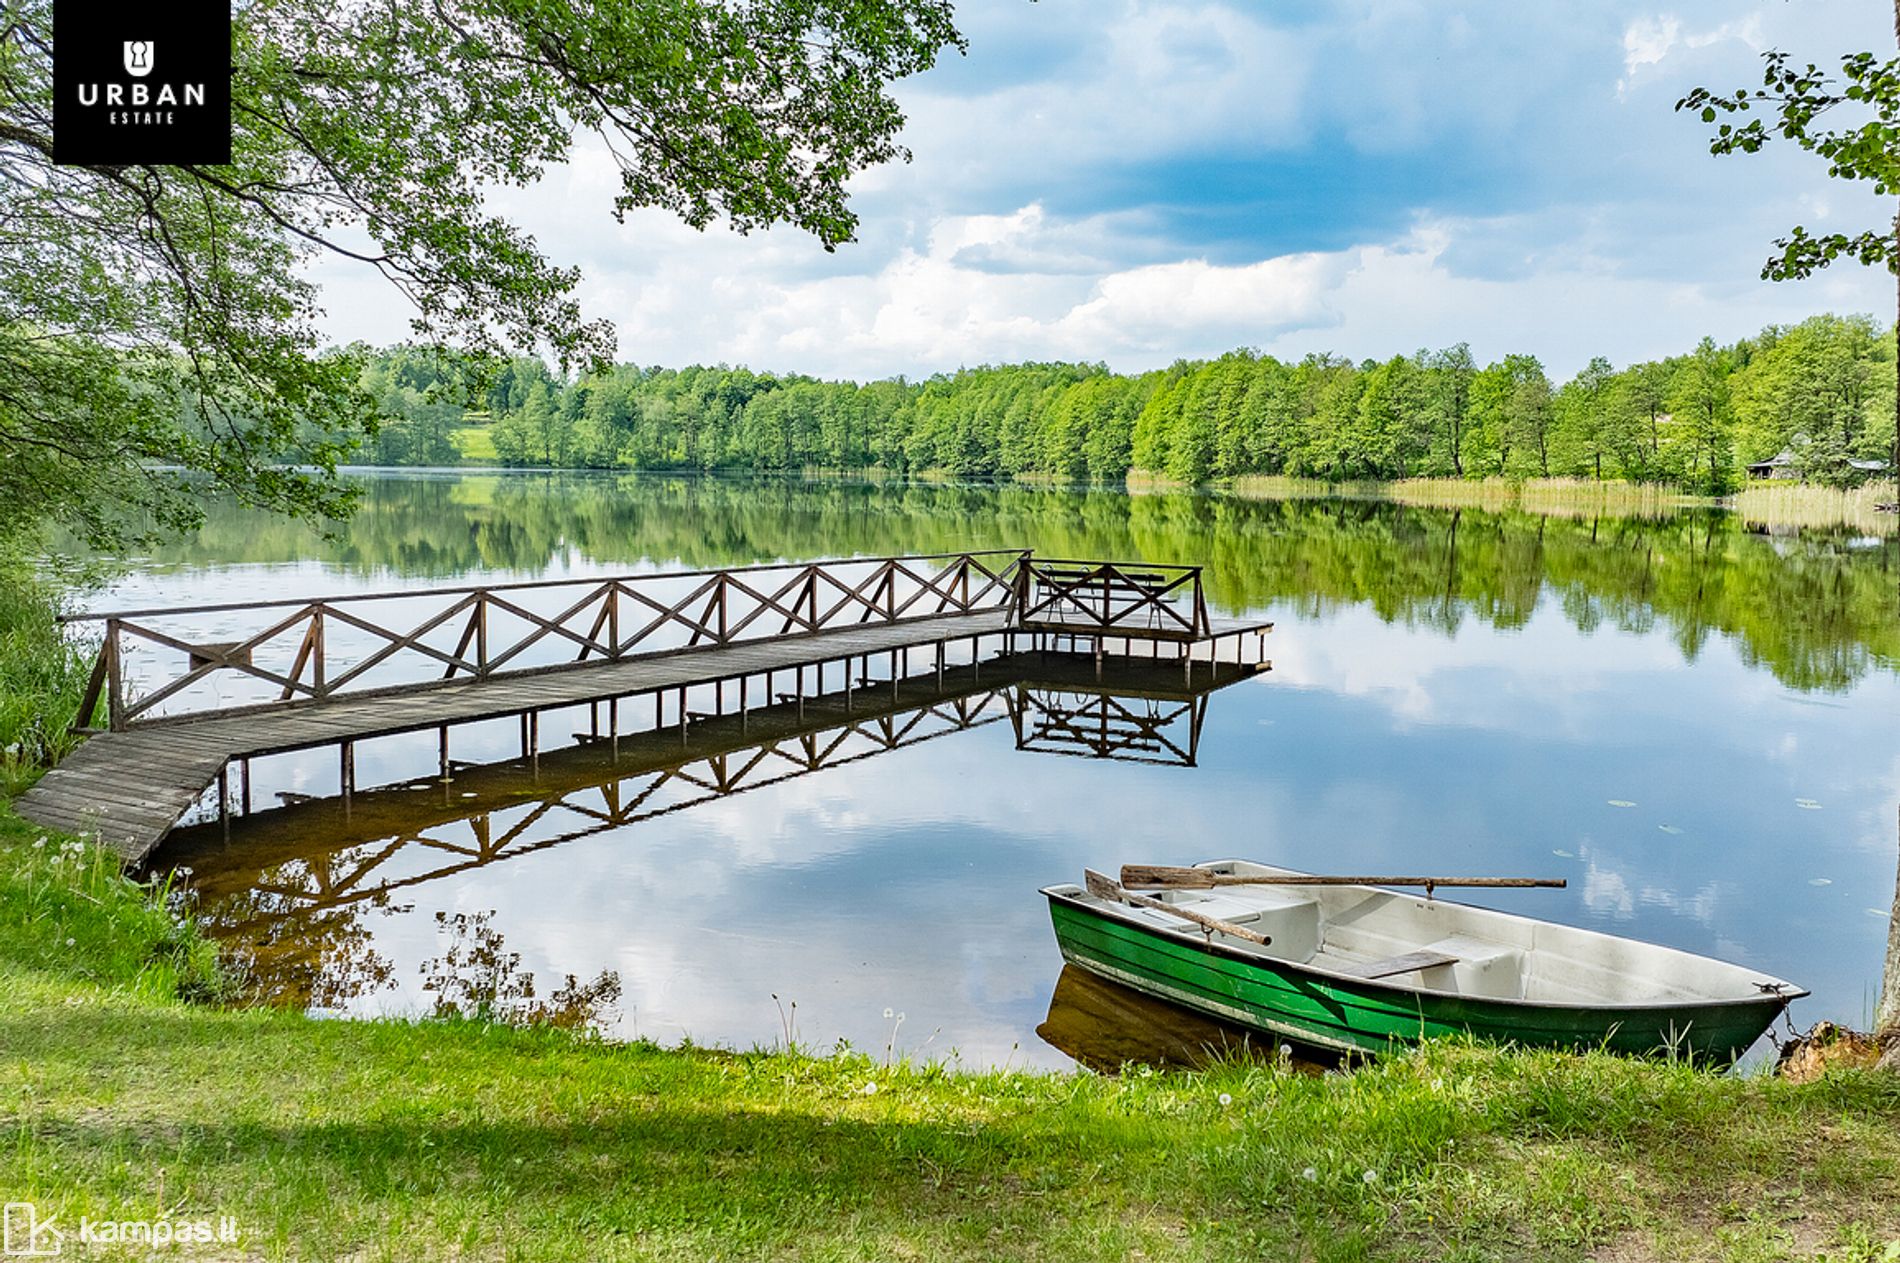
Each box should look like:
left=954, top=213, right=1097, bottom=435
left=1133, top=472, right=1900, bottom=536
left=4, top=806, right=1900, bottom=1259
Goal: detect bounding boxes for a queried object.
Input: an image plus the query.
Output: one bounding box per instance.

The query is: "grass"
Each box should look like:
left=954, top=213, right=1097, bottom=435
left=1729, top=482, right=1900, bottom=536
left=3, top=809, right=1900, bottom=1261
left=0, top=554, right=96, bottom=797
left=1200, top=473, right=1900, bottom=535
left=451, top=423, right=500, bottom=464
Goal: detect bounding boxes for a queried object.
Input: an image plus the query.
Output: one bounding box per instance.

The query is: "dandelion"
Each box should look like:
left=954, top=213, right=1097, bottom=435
left=883, top=1007, right=893, bottom=1019
left=64, top=938, right=75, bottom=948
left=1301, top=1167, right=1318, bottom=1182
left=32, top=837, right=46, bottom=849
left=1363, top=1169, right=1379, bottom=1185
left=858, top=1082, right=878, bottom=1096
left=1218, top=1092, right=1233, bottom=1107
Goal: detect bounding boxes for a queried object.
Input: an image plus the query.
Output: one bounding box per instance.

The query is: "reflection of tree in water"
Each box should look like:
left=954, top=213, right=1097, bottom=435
left=150, top=473, right=1899, bottom=692
left=189, top=852, right=404, bottom=1010
left=420, top=910, right=621, bottom=1032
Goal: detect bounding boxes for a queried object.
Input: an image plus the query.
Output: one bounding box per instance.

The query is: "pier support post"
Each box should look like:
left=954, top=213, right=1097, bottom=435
left=439, top=725, right=452, bottom=784
left=340, top=743, right=354, bottom=810
left=218, top=764, right=230, bottom=842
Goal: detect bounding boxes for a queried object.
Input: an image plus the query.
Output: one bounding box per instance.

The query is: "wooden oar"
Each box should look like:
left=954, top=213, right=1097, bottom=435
left=1121, top=864, right=1565, bottom=895
left=1083, top=869, right=1273, bottom=946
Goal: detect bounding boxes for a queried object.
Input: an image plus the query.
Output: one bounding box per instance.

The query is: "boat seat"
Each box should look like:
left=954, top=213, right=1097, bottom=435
left=1419, top=934, right=1524, bottom=999
left=1130, top=889, right=1320, bottom=961
left=1336, top=949, right=1460, bottom=980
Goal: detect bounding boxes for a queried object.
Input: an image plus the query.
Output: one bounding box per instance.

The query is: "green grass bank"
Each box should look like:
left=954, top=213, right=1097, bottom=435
left=3, top=808, right=1900, bottom=1262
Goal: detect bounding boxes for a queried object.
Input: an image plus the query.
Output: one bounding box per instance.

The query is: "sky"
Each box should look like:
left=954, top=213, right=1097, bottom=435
left=313, top=0, right=1896, bottom=382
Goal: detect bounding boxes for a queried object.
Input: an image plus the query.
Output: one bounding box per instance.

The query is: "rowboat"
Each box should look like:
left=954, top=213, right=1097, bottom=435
left=1042, top=859, right=1807, bottom=1063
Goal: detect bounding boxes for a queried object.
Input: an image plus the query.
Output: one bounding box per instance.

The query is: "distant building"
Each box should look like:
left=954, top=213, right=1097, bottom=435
left=1746, top=449, right=1891, bottom=481
left=1745, top=450, right=1796, bottom=479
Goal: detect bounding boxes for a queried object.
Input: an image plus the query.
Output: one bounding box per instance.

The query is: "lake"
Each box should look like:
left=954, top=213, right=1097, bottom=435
left=94, top=470, right=1900, bottom=1069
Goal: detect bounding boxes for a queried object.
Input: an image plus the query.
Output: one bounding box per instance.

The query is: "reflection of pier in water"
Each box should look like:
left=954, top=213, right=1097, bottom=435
left=159, top=653, right=1261, bottom=997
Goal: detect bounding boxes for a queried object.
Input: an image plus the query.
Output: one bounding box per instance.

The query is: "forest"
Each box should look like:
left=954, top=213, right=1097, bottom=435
left=354, top=314, right=1898, bottom=492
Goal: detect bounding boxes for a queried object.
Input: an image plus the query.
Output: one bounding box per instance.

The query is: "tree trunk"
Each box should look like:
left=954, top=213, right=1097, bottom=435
left=1880, top=804, right=1900, bottom=1036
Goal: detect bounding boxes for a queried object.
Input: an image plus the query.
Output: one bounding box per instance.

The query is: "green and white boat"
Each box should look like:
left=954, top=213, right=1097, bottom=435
left=1043, top=859, right=1807, bottom=1064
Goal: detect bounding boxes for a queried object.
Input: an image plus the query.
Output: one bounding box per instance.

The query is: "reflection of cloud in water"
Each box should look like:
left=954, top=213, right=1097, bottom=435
left=177, top=586, right=1900, bottom=1067
left=1582, top=865, right=1633, bottom=919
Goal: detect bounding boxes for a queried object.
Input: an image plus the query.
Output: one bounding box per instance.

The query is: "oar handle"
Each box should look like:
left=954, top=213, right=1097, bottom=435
left=1121, top=864, right=1567, bottom=892
left=1083, top=869, right=1272, bottom=947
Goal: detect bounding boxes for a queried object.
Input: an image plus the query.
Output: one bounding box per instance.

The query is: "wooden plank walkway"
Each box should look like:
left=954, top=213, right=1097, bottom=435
left=17, top=609, right=1014, bottom=865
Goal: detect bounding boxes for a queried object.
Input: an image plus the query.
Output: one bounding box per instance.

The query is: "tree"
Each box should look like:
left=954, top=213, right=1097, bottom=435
left=1666, top=338, right=1738, bottom=493
left=1679, top=14, right=1900, bottom=503
left=1559, top=356, right=1618, bottom=480
left=1427, top=344, right=1476, bottom=476
left=0, top=0, right=962, bottom=546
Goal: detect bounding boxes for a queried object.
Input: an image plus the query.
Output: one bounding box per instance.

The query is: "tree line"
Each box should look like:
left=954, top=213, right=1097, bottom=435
left=355, top=313, right=1897, bottom=493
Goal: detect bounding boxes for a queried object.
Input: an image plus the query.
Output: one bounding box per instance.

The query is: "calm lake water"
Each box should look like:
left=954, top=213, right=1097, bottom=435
left=96, top=470, right=1900, bottom=1069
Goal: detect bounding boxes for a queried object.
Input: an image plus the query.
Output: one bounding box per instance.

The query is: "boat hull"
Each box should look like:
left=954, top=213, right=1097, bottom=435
left=1046, top=891, right=1791, bottom=1064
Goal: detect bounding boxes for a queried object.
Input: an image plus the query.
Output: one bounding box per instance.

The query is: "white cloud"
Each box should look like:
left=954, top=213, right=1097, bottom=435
left=307, top=0, right=1897, bottom=379
left=1619, top=12, right=1766, bottom=92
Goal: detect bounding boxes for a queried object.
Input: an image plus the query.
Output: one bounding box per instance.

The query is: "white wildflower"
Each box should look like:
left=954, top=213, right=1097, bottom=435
left=858, top=1082, right=878, bottom=1096
left=1300, top=1167, right=1318, bottom=1182
left=1218, top=1093, right=1233, bottom=1107
left=1363, top=1169, right=1379, bottom=1185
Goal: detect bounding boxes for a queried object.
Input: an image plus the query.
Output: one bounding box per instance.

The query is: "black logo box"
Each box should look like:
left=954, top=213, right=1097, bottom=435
left=53, top=0, right=231, bottom=165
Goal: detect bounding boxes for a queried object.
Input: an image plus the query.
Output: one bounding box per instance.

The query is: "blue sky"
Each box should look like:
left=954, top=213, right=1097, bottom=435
left=316, top=0, right=1896, bottom=380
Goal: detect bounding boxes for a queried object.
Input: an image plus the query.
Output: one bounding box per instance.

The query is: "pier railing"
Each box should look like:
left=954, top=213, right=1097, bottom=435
left=1014, top=557, right=1209, bottom=639
left=65, top=550, right=1029, bottom=730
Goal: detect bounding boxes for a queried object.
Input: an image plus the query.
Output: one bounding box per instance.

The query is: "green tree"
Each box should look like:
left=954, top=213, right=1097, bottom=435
left=1665, top=338, right=1738, bottom=492
left=1556, top=356, right=1618, bottom=480
left=0, top=0, right=962, bottom=546
left=1680, top=18, right=1900, bottom=501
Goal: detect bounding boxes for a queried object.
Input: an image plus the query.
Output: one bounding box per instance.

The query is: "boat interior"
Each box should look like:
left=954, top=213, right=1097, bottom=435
left=1065, top=860, right=1796, bottom=1006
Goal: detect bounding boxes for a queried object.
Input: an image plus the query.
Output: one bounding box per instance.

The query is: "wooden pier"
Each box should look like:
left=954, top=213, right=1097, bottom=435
left=18, top=551, right=1271, bottom=865
left=163, top=652, right=1258, bottom=946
